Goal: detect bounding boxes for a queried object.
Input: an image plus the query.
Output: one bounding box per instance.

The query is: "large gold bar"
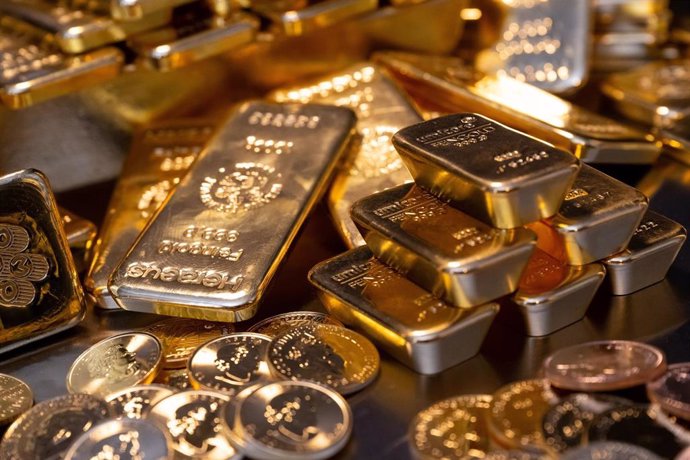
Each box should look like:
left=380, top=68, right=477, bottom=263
left=375, top=52, right=660, bottom=164
left=110, top=102, right=356, bottom=321
left=392, top=112, right=580, bottom=229
left=269, top=62, right=421, bottom=247
left=0, top=169, right=85, bottom=354
left=275, top=0, right=377, bottom=36
left=527, top=164, right=648, bottom=265
left=351, top=183, right=535, bottom=307
left=111, top=0, right=196, bottom=21
left=309, top=246, right=499, bottom=374
left=512, top=249, right=605, bottom=336
left=604, top=210, right=686, bottom=296
left=86, top=118, right=217, bottom=309
left=59, top=207, right=96, bottom=273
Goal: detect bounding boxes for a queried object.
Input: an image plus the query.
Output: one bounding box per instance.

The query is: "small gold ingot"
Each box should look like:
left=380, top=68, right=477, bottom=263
left=277, top=0, right=378, bottom=36
left=110, top=102, right=356, bottom=321
left=308, top=246, right=500, bottom=375
left=59, top=207, right=96, bottom=273
left=527, top=164, right=648, bottom=265
left=86, top=118, right=217, bottom=309
left=604, top=210, right=686, bottom=296
left=375, top=52, right=660, bottom=164
left=270, top=62, right=421, bottom=247
left=111, top=0, right=196, bottom=21
left=392, top=112, right=580, bottom=229
left=351, top=183, right=535, bottom=307
left=0, top=169, right=85, bottom=354
left=512, top=249, right=606, bottom=337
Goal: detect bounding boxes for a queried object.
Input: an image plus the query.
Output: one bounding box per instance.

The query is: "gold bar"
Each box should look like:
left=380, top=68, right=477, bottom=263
left=351, top=183, right=535, bottom=307
left=130, top=13, right=259, bottom=72
left=111, top=0, right=196, bottom=21
left=59, top=207, right=97, bottom=274
left=0, top=169, right=85, bottom=354
left=277, top=0, right=378, bottom=36
left=657, top=117, right=690, bottom=164
left=392, top=112, right=580, bottom=229
left=0, top=0, right=172, bottom=54
left=479, top=0, right=592, bottom=95
left=512, top=249, right=605, bottom=336
left=375, top=52, right=661, bottom=164
left=269, top=62, right=421, bottom=247
left=109, top=102, right=356, bottom=321
left=308, top=246, right=500, bottom=374
left=604, top=210, right=686, bottom=296
left=527, top=164, right=648, bottom=265
left=86, top=118, right=217, bottom=309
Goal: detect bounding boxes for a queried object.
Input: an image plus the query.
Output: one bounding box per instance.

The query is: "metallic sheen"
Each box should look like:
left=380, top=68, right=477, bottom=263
left=277, top=0, right=378, bottom=36
left=247, top=311, right=343, bottom=337
left=59, top=207, right=97, bottom=274
left=105, top=384, right=176, bottom=420
left=0, top=373, right=32, bottom=427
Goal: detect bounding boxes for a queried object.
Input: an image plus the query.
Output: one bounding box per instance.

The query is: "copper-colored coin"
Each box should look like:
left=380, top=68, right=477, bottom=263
left=543, top=340, right=667, bottom=392
left=647, top=362, right=690, bottom=421
left=0, top=374, right=33, bottom=427
left=105, top=384, right=176, bottom=420
left=247, top=311, right=343, bottom=337
left=145, top=318, right=234, bottom=369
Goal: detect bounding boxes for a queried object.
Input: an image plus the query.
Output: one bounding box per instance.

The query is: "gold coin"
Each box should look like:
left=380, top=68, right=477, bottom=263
left=155, top=368, right=192, bottom=390
left=267, top=324, right=380, bottom=394
left=188, top=332, right=273, bottom=395
left=66, top=332, right=163, bottom=397
left=145, top=318, right=234, bottom=369
left=410, top=394, right=493, bottom=459
left=247, top=311, right=343, bottom=337
left=105, top=384, right=176, bottom=420
left=0, top=374, right=33, bottom=427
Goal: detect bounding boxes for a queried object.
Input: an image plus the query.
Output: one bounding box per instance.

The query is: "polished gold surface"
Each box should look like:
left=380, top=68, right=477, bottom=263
left=111, top=0, right=196, bottom=21
left=276, top=0, right=377, bottom=36
left=270, top=62, right=421, bottom=247
left=247, top=310, right=343, bottom=336
left=86, top=118, right=217, bottom=309
left=105, top=384, right=176, bottom=420
left=309, top=246, right=500, bottom=374
left=527, top=164, right=648, bottom=265
left=0, top=169, right=85, bottom=354
left=352, top=183, right=535, bottom=307
left=375, top=52, right=660, bottom=164
left=66, top=332, right=163, bottom=397
left=512, top=249, right=606, bottom=337
left=110, top=102, right=356, bottom=321
left=0, top=373, right=33, bottom=427
left=154, top=368, right=192, bottom=390
left=392, top=112, right=580, bottom=228
left=59, top=207, right=97, bottom=273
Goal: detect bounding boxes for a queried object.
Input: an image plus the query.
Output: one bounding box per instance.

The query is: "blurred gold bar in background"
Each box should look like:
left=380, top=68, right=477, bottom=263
left=59, top=207, right=97, bottom=274
left=111, top=0, right=197, bottom=21
left=277, top=0, right=378, bottom=36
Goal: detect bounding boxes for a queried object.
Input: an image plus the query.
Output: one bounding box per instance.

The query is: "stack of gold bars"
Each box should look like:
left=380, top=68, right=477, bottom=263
left=2, top=0, right=690, bottom=458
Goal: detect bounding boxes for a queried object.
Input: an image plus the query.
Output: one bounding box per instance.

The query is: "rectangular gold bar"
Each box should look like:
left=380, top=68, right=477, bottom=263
left=59, top=207, right=97, bottom=273
left=0, top=169, right=85, bottom=354
left=109, top=102, right=357, bottom=321
left=375, top=52, right=661, bottom=164
left=392, top=112, right=580, bottom=229
left=309, top=246, right=500, bottom=374
left=111, top=0, right=196, bottom=21
left=276, top=0, right=378, bottom=36
left=86, top=118, right=218, bottom=309
left=130, top=13, right=259, bottom=71
left=0, top=0, right=172, bottom=54
left=351, top=183, right=535, bottom=307
left=527, top=164, right=648, bottom=265
left=512, top=248, right=605, bottom=336
left=604, top=210, right=686, bottom=296
left=657, top=116, right=690, bottom=163
left=269, top=62, right=421, bottom=247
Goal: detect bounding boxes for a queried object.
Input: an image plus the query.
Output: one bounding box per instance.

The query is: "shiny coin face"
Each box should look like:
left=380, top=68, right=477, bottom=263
left=409, top=394, right=493, bottom=459
left=560, top=441, right=663, bottom=460
left=0, top=374, right=33, bottom=426
left=106, top=384, right=176, bottom=420
left=145, top=318, right=234, bottom=369
left=488, top=379, right=559, bottom=452
left=267, top=324, right=379, bottom=394
left=188, top=332, right=272, bottom=395
left=542, top=393, right=631, bottom=452
left=154, top=368, right=192, bottom=390
left=248, top=311, right=343, bottom=337
left=0, top=394, right=111, bottom=460
left=64, top=418, right=172, bottom=460
left=67, top=332, right=163, bottom=397
left=483, top=450, right=549, bottom=460
left=148, top=390, right=238, bottom=460
left=219, top=384, right=263, bottom=453
left=647, top=362, right=690, bottom=421
left=234, top=380, right=352, bottom=460
left=543, top=340, right=666, bottom=392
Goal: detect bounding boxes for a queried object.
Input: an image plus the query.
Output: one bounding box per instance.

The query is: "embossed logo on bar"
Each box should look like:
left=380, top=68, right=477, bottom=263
left=199, top=163, right=283, bottom=213
left=0, top=223, right=49, bottom=308
left=415, top=116, right=495, bottom=148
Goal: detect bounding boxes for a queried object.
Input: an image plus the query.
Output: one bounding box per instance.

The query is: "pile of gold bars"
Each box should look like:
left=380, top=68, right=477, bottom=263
left=1, top=0, right=690, bottom=458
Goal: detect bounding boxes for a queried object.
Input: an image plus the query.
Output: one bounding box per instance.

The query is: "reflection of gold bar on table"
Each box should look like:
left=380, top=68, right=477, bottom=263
left=278, top=0, right=378, bottom=36
left=392, top=112, right=580, bottom=228
left=111, top=0, right=196, bottom=21
left=130, top=13, right=259, bottom=71
left=0, top=169, right=85, bottom=354
left=351, top=183, right=535, bottom=307
left=512, top=249, right=605, bottom=336
left=86, top=118, right=217, bottom=309
left=604, top=210, right=686, bottom=295
left=269, top=63, right=421, bottom=247
left=527, top=164, right=648, bottom=265
left=110, top=102, right=356, bottom=321
left=59, top=207, right=97, bottom=273
left=309, top=246, right=499, bottom=374
left=376, top=52, right=660, bottom=164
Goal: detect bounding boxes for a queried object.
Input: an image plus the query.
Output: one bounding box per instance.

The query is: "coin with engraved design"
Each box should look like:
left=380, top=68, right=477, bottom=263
left=154, top=368, right=192, bottom=390
left=0, top=374, right=32, bottom=427
left=560, top=441, right=662, bottom=460
left=247, top=311, right=343, bottom=337
left=647, top=362, right=690, bottom=421
left=66, top=332, right=163, bottom=397
left=105, top=384, right=176, bottom=420
left=267, top=324, right=379, bottom=394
